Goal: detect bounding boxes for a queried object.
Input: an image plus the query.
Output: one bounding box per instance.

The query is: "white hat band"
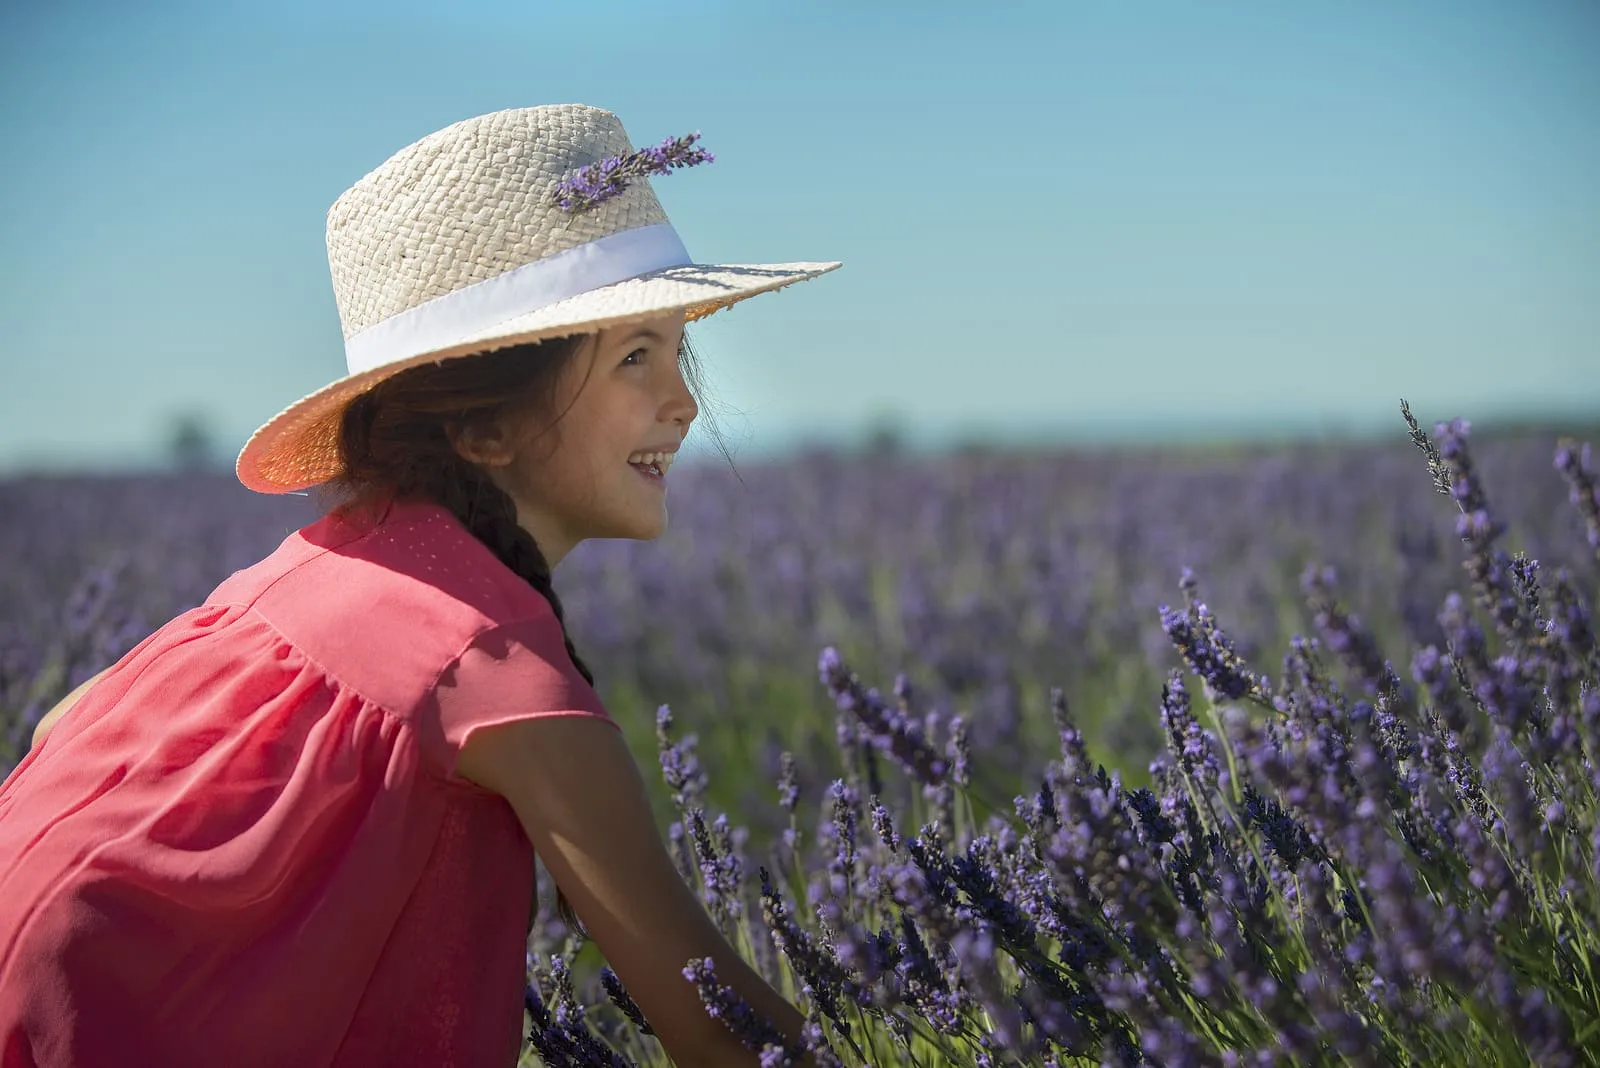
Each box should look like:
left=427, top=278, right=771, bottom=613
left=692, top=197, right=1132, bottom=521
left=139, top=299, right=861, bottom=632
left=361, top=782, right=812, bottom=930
left=342, top=221, right=691, bottom=374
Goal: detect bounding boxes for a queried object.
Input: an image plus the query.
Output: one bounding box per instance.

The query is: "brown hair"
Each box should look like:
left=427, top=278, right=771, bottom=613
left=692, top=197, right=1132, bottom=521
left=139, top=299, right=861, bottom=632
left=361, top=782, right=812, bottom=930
left=325, top=327, right=725, bottom=931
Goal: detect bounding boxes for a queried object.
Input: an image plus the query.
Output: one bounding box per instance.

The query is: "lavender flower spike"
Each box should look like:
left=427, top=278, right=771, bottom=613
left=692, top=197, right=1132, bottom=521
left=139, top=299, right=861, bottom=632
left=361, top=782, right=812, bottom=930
left=599, top=966, right=654, bottom=1035
left=818, top=647, right=948, bottom=786
left=683, top=956, right=797, bottom=1060
left=1554, top=438, right=1600, bottom=558
left=554, top=131, right=715, bottom=214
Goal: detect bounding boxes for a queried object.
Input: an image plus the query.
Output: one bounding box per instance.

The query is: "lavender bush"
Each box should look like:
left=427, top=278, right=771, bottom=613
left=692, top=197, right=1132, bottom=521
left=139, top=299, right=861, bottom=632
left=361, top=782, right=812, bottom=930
left=3, top=409, right=1599, bottom=1064
left=556, top=419, right=1596, bottom=845
left=517, top=413, right=1600, bottom=1066
left=5, top=419, right=1592, bottom=787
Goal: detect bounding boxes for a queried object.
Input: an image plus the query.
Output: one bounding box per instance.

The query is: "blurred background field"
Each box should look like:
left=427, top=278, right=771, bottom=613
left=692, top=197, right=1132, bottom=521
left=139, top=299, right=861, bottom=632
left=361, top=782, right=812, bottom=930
left=7, top=418, right=1597, bottom=852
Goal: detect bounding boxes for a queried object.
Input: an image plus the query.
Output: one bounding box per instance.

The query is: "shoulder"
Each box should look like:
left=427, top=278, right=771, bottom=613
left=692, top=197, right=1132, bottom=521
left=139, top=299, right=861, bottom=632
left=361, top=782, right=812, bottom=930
left=417, top=602, right=613, bottom=784
left=240, top=496, right=559, bottom=718
left=435, top=605, right=602, bottom=717
left=333, top=496, right=552, bottom=626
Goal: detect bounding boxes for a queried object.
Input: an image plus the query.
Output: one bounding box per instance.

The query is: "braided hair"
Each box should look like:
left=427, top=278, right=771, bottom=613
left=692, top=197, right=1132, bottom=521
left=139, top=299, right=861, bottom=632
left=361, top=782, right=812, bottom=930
left=442, top=455, right=595, bottom=689
left=330, top=333, right=601, bottom=932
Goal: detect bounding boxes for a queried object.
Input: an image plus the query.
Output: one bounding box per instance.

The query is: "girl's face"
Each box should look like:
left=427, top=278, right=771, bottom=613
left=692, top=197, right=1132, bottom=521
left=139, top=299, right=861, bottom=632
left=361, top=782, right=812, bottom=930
left=472, top=313, right=698, bottom=567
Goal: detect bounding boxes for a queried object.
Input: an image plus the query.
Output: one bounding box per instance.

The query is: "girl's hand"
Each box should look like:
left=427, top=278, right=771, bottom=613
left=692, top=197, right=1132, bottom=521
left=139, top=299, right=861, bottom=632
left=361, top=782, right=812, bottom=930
left=30, top=667, right=110, bottom=752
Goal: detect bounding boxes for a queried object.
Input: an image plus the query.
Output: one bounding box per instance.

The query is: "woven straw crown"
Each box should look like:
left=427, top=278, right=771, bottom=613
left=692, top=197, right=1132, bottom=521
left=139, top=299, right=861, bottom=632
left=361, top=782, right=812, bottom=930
left=328, top=105, right=667, bottom=339
left=236, top=103, right=840, bottom=493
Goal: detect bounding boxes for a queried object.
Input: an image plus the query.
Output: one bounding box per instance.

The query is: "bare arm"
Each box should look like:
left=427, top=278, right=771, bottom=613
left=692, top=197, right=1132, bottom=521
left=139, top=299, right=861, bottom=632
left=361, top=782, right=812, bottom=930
left=457, top=716, right=809, bottom=1067
left=30, top=668, right=110, bottom=752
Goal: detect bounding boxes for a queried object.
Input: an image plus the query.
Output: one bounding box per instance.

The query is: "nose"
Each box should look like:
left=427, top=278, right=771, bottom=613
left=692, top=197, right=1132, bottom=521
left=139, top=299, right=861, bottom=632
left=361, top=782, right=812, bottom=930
left=662, top=364, right=699, bottom=432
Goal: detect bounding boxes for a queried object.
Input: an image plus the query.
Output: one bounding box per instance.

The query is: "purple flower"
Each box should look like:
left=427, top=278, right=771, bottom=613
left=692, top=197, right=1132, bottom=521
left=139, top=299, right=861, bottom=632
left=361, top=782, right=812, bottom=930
left=1554, top=437, right=1600, bottom=558
left=818, top=647, right=948, bottom=786
left=777, top=751, right=799, bottom=814
left=757, top=867, right=860, bottom=1024
left=947, top=713, right=971, bottom=787
left=822, top=779, right=859, bottom=901
left=1435, top=419, right=1543, bottom=648
left=886, top=909, right=965, bottom=1033
left=947, top=836, right=1038, bottom=950
left=1158, top=669, right=1220, bottom=792
left=599, top=966, right=653, bottom=1036
left=554, top=131, right=715, bottom=214
left=1411, top=643, right=1472, bottom=735
left=869, top=796, right=903, bottom=855
left=683, top=956, right=797, bottom=1058
left=687, top=809, right=744, bottom=938
left=1159, top=582, right=1267, bottom=702
left=1238, top=783, right=1320, bottom=871
left=655, top=704, right=706, bottom=812
left=1301, top=564, right=1414, bottom=719
left=1479, top=727, right=1544, bottom=865
left=524, top=955, right=636, bottom=1068
left=1049, top=686, right=1089, bottom=772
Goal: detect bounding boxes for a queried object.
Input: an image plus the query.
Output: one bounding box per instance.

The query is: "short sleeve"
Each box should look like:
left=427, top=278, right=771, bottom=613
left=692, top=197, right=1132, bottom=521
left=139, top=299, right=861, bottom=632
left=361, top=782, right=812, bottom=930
left=420, top=609, right=617, bottom=781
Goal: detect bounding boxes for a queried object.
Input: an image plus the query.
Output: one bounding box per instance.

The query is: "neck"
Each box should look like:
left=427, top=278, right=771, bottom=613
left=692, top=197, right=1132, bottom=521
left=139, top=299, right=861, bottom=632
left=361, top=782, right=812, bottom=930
left=509, top=499, right=575, bottom=569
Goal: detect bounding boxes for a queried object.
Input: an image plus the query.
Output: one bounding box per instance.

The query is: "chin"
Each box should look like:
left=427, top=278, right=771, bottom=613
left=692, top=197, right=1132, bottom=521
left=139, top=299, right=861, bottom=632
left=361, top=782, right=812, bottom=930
left=610, top=512, right=668, bottom=541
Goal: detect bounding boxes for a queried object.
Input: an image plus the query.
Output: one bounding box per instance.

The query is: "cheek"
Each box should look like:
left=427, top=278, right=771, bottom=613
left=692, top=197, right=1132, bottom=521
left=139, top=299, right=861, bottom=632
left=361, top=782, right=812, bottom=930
left=532, top=435, right=617, bottom=508
left=520, top=391, right=644, bottom=505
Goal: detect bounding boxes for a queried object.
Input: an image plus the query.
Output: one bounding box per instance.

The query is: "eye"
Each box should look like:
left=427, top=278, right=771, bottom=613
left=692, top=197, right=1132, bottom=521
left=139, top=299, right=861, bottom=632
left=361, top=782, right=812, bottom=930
left=621, top=347, right=648, bottom=367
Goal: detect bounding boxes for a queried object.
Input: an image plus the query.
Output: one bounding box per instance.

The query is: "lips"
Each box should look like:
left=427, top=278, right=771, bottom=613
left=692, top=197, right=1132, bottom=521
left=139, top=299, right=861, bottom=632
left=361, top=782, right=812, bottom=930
left=626, top=446, right=678, bottom=477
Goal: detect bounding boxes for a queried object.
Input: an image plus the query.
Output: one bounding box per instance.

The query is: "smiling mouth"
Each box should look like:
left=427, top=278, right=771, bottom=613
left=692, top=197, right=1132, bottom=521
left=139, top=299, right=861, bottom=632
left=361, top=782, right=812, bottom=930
left=630, top=461, right=665, bottom=484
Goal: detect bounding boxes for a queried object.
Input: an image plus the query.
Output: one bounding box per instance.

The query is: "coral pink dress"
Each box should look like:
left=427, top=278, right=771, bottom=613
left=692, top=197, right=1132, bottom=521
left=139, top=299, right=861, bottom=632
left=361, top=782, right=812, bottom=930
left=0, top=496, right=615, bottom=1068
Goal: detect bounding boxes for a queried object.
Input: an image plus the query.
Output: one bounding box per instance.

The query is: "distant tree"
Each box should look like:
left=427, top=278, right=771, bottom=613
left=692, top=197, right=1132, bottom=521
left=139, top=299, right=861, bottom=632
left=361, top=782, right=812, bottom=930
left=166, top=412, right=216, bottom=471
left=861, top=413, right=907, bottom=458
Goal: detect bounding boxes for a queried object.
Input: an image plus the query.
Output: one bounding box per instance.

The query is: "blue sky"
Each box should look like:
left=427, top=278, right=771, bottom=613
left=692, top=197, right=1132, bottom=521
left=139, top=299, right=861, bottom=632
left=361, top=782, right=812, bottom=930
left=1, top=0, right=1596, bottom=471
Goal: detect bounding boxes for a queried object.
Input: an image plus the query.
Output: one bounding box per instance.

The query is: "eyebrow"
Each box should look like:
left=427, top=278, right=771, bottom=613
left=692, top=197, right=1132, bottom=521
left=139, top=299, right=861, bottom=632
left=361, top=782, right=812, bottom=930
left=622, top=327, right=668, bottom=346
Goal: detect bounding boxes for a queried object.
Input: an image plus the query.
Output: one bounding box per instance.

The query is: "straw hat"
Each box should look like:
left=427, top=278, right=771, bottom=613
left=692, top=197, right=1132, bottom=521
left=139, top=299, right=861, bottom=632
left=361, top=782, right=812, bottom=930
left=237, top=103, right=841, bottom=493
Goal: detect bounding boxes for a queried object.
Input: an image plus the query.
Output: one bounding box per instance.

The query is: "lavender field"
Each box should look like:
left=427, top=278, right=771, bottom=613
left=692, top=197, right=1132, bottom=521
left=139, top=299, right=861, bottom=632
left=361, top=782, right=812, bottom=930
left=5, top=418, right=1593, bottom=813
left=4, top=411, right=1600, bottom=1065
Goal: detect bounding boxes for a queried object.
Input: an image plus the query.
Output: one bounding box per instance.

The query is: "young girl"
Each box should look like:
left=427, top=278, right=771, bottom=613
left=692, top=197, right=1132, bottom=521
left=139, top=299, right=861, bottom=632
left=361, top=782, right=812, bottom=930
left=0, top=104, right=839, bottom=1067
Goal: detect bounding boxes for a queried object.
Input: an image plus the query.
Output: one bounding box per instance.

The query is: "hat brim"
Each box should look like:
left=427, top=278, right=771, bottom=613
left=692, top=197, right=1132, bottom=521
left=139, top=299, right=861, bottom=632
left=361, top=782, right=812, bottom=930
left=236, top=259, right=841, bottom=493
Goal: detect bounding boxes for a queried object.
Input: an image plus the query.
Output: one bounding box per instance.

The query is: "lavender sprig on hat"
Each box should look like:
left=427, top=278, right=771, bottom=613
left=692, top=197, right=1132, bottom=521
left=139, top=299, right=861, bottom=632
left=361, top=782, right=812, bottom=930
left=553, top=131, right=715, bottom=214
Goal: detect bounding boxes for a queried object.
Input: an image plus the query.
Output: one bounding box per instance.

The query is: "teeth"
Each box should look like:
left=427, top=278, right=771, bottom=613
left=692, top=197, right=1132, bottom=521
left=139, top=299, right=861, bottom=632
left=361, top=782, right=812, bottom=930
left=627, top=451, right=674, bottom=473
